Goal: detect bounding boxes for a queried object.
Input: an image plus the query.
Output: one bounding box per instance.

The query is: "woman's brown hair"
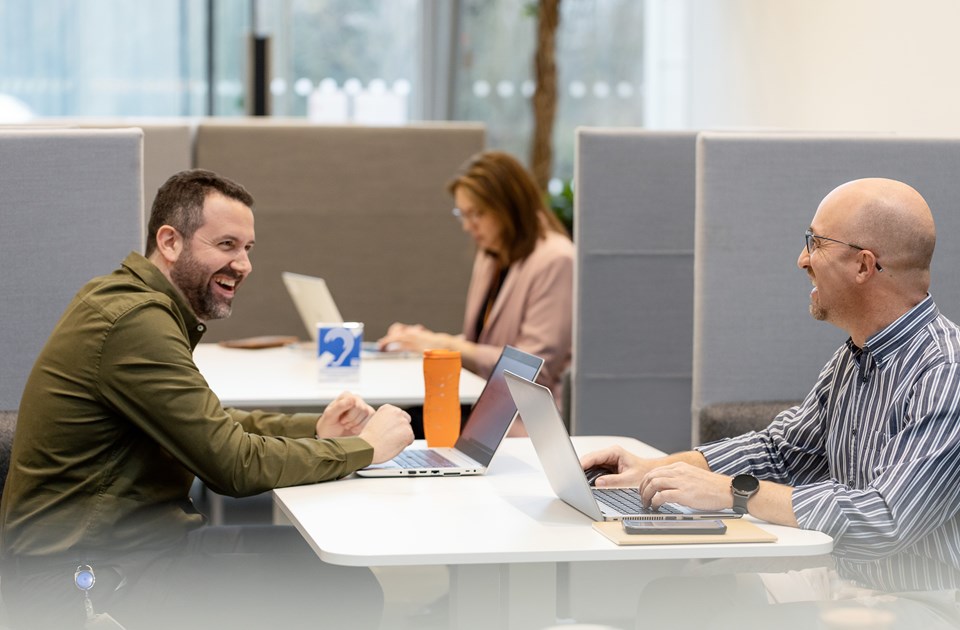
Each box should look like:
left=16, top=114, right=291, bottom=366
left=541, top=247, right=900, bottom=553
left=447, top=150, right=568, bottom=264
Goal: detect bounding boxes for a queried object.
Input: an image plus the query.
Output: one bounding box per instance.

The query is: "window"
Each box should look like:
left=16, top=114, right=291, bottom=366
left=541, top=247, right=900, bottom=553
left=453, top=0, right=645, bottom=181
left=0, top=0, right=207, bottom=117
left=265, top=0, right=419, bottom=120
left=0, top=0, right=647, bottom=182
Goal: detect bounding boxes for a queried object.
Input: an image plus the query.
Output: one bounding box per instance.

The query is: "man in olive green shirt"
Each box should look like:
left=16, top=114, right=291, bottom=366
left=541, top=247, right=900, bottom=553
left=0, top=169, right=414, bottom=629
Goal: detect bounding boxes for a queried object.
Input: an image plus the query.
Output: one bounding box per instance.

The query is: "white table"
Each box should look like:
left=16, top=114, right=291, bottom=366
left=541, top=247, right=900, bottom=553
left=193, top=342, right=487, bottom=408
left=273, top=436, right=834, bottom=629
left=193, top=342, right=488, bottom=525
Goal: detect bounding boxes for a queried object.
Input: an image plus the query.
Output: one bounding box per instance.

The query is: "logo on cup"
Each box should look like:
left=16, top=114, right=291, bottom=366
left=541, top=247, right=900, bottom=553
left=317, top=322, right=363, bottom=368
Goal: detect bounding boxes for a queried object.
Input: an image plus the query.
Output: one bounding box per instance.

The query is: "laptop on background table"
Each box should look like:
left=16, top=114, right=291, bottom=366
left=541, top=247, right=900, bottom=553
left=281, top=271, right=401, bottom=354
left=281, top=271, right=343, bottom=343
left=356, top=346, right=544, bottom=477
left=504, top=371, right=741, bottom=521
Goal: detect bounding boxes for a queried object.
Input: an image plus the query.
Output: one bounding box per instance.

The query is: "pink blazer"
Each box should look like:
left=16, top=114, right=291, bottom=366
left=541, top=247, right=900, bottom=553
left=461, top=230, right=574, bottom=402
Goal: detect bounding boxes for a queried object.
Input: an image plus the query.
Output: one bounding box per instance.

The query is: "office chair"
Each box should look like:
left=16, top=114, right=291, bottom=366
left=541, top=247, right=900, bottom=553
left=698, top=400, right=801, bottom=444
left=0, top=411, right=15, bottom=630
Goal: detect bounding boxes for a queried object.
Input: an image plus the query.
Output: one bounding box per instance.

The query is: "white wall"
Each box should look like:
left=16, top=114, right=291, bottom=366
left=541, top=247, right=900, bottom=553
left=648, top=0, right=960, bottom=133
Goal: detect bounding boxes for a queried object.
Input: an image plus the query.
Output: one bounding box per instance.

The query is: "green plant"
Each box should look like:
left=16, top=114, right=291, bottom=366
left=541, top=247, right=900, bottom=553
left=547, top=179, right=574, bottom=236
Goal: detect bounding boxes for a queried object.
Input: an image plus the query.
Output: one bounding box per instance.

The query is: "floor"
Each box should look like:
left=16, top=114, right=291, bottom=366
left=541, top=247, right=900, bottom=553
left=191, top=487, right=452, bottom=628
left=192, top=487, right=633, bottom=630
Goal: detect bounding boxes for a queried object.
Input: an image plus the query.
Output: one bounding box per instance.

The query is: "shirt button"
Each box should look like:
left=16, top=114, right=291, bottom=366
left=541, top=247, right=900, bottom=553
left=197, top=324, right=205, bottom=332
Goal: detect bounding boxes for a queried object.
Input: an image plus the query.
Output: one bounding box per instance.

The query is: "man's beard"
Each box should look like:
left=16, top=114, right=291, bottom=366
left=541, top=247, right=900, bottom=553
left=170, top=247, right=237, bottom=321
left=809, top=288, right=828, bottom=321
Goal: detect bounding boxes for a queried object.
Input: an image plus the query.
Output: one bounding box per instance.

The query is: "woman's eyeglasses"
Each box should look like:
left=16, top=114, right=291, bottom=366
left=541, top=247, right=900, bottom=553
left=452, top=207, right=485, bottom=223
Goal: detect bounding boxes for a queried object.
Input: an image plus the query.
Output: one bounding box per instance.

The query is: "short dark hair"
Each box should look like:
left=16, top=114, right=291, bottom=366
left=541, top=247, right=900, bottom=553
left=145, top=169, right=254, bottom=256
left=447, top=151, right=567, bottom=264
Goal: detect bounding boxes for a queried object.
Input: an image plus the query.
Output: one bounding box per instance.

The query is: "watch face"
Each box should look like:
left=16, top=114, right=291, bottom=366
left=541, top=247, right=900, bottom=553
left=732, top=474, right=760, bottom=494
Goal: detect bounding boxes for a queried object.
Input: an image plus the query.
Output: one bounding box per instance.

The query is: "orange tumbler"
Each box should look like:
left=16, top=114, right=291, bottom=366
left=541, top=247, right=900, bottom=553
left=422, top=349, right=461, bottom=447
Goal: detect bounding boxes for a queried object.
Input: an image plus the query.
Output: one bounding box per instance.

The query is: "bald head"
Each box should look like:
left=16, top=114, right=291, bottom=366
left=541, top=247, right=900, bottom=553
left=802, top=178, right=935, bottom=343
left=821, top=178, right=935, bottom=287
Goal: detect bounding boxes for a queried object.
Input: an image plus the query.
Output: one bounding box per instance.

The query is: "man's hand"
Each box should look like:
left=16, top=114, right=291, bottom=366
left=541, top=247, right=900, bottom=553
left=315, top=392, right=375, bottom=438
left=638, top=461, right=799, bottom=526
left=358, top=405, right=415, bottom=463
left=579, top=448, right=713, bottom=489
left=639, top=462, right=734, bottom=511
left=578, top=446, right=649, bottom=487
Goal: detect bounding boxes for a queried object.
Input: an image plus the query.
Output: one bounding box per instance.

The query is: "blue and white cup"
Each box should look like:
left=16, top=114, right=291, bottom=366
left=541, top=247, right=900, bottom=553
left=317, top=322, right=363, bottom=369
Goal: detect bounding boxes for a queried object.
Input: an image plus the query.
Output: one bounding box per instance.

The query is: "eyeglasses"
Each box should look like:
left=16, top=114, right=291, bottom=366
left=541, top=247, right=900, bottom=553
left=452, top=207, right=485, bottom=223
left=804, top=228, right=883, bottom=272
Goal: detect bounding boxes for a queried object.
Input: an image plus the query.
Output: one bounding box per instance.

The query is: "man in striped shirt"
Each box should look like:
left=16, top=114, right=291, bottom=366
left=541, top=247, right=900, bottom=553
left=583, top=178, right=960, bottom=626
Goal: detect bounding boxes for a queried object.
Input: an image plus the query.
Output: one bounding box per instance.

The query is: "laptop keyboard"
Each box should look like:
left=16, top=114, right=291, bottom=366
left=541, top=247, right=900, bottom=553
left=593, top=488, right=682, bottom=515
left=391, top=449, right=458, bottom=469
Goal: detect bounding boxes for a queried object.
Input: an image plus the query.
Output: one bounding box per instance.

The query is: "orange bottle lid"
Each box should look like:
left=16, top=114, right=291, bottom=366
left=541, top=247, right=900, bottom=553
left=423, top=349, right=461, bottom=359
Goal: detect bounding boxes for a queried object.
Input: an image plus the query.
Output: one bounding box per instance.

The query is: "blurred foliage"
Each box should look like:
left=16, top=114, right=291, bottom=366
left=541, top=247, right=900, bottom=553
left=547, top=179, right=574, bottom=236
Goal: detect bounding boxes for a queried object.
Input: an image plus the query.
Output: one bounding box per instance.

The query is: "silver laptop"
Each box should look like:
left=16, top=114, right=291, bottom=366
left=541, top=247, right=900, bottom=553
left=504, top=371, right=740, bottom=521
left=282, top=271, right=391, bottom=354
left=356, top=346, right=544, bottom=477
left=281, top=272, right=343, bottom=342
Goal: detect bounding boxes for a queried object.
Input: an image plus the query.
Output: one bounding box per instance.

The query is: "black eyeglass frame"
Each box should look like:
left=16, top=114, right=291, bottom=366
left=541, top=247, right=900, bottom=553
left=804, top=228, right=883, bottom=272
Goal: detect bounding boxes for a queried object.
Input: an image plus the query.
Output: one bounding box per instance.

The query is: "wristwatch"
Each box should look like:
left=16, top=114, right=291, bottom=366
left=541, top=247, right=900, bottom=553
left=731, top=474, right=760, bottom=514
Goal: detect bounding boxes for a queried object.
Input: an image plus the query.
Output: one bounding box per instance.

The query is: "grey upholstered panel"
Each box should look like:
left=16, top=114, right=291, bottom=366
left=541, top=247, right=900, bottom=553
left=693, top=133, right=960, bottom=443
left=194, top=121, right=484, bottom=342
left=574, top=129, right=697, bottom=452
left=578, top=254, right=693, bottom=375
left=20, top=119, right=193, bottom=230
left=71, top=120, right=191, bottom=217
left=101, top=121, right=192, bottom=218
left=0, top=128, right=144, bottom=410
left=577, top=376, right=693, bottom=447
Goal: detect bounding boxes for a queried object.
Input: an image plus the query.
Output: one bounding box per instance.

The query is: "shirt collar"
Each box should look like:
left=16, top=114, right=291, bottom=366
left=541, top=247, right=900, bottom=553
left=120, top=252, right=208, bottom=346
left=845, top=294, right=938, bottom=382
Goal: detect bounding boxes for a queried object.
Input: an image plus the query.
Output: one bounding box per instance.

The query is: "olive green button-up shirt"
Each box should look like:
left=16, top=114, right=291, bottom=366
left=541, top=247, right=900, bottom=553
left=0, top=253, right=373, bottom=558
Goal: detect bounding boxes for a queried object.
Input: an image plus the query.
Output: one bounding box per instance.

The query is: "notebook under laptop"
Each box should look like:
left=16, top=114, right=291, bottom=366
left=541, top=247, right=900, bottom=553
left=356, top=346, right=544, bottom=477
left=504, top=371, right=741, bottom=521
left=281, top=272, right=343, bottom=342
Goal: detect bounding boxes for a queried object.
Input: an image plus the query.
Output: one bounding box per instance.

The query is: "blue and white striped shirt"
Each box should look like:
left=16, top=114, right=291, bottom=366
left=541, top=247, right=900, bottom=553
left=699, top=295, right=960, bottom=591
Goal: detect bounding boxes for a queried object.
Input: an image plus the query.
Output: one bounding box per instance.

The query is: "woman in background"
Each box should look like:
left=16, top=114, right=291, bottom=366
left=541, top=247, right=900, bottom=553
left=378, top=150, right=573, bottom=435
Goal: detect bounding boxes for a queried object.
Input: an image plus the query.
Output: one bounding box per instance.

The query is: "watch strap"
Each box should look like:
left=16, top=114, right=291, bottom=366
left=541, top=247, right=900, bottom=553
left=732, top=493, right=750, bottom=515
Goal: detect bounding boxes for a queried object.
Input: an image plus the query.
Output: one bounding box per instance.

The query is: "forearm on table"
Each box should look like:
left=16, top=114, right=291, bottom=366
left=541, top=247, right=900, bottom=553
left=746, top=481, right=798, bottom=527
left=432, top=334, right=493, bottom=375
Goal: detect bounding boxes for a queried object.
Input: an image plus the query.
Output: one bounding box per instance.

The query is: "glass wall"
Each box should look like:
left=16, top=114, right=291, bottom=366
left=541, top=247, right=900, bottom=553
left=210, top=0, right=249, bottom=117
left=453, top=0, right=645, bottom=182
left=0, top=0, right=208, bottom=117
left=265, top=0, right=419, bottom=120
left=0, top=0, right=645, bottom=181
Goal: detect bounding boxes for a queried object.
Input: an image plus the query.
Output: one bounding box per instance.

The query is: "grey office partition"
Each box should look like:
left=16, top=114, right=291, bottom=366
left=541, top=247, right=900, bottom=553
left=194, top=120, right=484, bottom=342
left=0, top=128, right=144, bottom=411
left=693, top=133, right=960, bottom=443
left=574, top=129, right=698, bottom=452
left=21, top=118, right=193, bottom=228
left=110, top=121, right=192, bottom=218
left=67, top=120, right=191, bottom=217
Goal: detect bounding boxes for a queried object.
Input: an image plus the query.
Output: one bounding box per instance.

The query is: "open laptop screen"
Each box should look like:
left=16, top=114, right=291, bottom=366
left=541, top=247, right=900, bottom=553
left=281, top=272, right=343, bottom=341
left=454, top=346, right=543, bottom=465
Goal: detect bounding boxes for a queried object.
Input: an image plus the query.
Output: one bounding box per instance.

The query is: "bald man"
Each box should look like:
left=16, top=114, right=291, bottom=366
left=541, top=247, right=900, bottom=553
left=583, top=179, right=960, bottom=626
